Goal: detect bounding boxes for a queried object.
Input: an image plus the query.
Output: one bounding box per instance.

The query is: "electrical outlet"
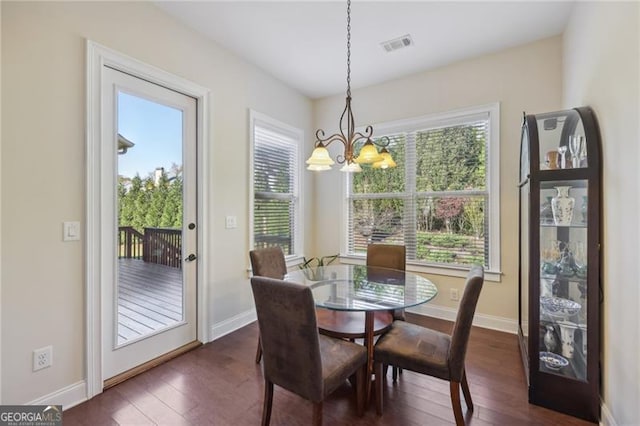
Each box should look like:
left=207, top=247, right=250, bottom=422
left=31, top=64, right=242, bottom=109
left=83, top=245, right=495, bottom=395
left=450, top=288, right=460, bottom=301
left=33, top=346, right=53, bottom=371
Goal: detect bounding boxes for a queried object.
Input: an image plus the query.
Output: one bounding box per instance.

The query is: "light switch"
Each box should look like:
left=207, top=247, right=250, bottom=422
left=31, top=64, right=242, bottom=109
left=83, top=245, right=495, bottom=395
left=63, top=221, right=80, bottom=241
left=225, top=216, right=237, bottom=229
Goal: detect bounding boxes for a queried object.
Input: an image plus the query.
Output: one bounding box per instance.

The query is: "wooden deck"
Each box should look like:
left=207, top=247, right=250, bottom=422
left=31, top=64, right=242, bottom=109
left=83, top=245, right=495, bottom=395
left=117, top=259, right=183, bottom=345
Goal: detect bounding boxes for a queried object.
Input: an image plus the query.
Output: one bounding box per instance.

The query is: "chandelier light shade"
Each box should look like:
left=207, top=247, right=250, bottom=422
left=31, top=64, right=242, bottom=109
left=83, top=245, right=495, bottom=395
left=305, top=142, right=335, bottom=170
left=372, top=146, right=397, bottom=169
left=306, top=0, right=396, bottom=172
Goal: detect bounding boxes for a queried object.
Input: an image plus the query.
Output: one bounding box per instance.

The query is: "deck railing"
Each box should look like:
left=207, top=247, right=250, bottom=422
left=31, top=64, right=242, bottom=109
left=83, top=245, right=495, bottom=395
left=118, top=227, right=144, bottom=260
left=144, top=227, right=182, bottom=268
left=118, top=226, right=182, bottom=268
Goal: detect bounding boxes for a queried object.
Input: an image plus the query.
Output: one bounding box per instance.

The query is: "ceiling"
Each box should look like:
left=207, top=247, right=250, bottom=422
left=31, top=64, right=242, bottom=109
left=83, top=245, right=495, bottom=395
left=155, top=1, right=575, bottom=99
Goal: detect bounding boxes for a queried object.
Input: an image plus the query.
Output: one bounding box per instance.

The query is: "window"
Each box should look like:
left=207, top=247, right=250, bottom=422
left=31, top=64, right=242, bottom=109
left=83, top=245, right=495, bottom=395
left=250, top=111, right=303, bottom=258
left=346, top=103, right=500, bottom=274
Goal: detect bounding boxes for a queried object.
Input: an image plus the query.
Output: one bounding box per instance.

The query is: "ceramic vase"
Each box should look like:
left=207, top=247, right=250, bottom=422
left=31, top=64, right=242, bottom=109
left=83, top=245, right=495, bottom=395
left=557, top=321, right=577, bottom=359
left=543, top=325, right=559, bottom=353
left=551, top=186, right=575, bottom=226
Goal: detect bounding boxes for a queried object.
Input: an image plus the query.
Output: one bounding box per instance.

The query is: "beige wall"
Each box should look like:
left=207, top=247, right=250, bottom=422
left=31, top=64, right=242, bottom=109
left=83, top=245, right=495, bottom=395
left=313, top=37, right=563, bottom=321
left=563, top=2, right=640, bottom=424
left=1, top=1, right=313, bottom=404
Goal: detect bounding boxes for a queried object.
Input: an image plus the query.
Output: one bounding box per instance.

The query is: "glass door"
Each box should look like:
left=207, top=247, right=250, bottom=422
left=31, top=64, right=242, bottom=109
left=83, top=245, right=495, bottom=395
left=102, top=66, right=198, bottom=380
left=538, top=180, right=588, bottom=381
left=116, top=92, right=187, bottom=346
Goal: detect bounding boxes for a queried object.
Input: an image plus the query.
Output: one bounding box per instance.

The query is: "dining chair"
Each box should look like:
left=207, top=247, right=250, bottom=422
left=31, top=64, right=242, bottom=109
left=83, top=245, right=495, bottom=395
left=366, top=243, right=406, bottom=380
left=373, top=266, right=485, bottom=426
left=366, top=243, right=406, bottom=321
left=250, top=276, right=367, bottom=426
left=249, top=246, right=288, bottom=364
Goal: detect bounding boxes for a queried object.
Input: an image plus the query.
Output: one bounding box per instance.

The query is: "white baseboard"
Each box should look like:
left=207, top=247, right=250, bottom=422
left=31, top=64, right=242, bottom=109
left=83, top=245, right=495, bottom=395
left=600, top=400, right=618, bottom=426
left=407, top=303, right=518, bottom=334
left=27, top=380, right=87, bottom=411
left=209, top=309, right=257, bottom=342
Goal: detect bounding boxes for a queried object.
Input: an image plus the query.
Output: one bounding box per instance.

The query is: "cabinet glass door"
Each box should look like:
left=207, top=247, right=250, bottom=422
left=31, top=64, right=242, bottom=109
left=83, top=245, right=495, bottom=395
left=538, top=179, right=588, bottom=381
left=537, top=111, right=589, bottom=171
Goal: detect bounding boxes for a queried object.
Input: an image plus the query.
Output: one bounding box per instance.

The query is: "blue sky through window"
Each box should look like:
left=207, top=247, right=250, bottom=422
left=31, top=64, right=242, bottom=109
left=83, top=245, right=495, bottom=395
left=117, top=92, right=182, bottom=178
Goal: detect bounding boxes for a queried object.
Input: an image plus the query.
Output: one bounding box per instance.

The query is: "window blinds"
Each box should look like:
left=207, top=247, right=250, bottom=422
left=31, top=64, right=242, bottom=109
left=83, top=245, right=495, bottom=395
left=253, top=122, right=299, bottom=256
left=348, top=114, right=490, bottom=268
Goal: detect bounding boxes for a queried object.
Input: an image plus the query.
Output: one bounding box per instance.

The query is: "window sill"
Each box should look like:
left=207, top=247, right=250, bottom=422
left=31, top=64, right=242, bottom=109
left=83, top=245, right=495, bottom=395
left=339, top=255, right=502, bottom=283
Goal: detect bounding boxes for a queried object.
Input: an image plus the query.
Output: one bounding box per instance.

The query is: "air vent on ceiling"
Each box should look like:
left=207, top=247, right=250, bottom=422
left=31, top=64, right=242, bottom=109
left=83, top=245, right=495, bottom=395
left=381, top=34, right=414, bottom=53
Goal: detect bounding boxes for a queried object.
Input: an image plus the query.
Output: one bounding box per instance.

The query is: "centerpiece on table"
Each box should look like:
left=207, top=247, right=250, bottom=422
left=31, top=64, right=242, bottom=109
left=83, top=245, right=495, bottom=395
left=298, top=254, right=338, bottom=281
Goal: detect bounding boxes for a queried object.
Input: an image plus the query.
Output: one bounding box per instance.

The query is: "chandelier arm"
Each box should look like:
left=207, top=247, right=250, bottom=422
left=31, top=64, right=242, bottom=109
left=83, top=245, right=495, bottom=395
left=347, top=98, right=355, bottom=143
left=338, top=97, right=351, bottom=141
left=352, top=133, right=370, bottom=145
left=316, top=130, right=348, bottom=148
left=314, top=128, right=327, bottom=143
left=352, top=126, right=373, bottom=140
left=373, top=135, right=391, bottom=148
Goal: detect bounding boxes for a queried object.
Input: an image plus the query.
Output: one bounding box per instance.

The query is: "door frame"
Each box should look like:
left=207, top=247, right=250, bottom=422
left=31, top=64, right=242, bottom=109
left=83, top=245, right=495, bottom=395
left=86, top=40, right=210, bottom=398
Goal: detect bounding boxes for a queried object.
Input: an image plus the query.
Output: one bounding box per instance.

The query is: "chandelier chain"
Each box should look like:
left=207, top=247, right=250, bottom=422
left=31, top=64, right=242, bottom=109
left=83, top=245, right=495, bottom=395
left=346, top=0, right=351, bottom=98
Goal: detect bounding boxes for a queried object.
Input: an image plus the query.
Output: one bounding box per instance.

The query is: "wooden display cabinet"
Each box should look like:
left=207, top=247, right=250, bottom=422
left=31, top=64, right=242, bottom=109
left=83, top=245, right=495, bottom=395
left=518, top=106, right=601, bottom=422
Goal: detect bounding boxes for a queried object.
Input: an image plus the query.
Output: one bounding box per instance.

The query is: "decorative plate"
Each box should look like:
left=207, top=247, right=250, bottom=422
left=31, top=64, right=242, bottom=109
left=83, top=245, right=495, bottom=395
left=540, top=296, right=581, bottom=319
left=540, top=351, right=569, bottom=370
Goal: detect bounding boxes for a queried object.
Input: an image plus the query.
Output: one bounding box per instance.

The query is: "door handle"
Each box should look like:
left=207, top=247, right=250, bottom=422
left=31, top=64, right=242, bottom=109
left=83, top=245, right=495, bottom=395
left=185, top=253, right=197, bottom=262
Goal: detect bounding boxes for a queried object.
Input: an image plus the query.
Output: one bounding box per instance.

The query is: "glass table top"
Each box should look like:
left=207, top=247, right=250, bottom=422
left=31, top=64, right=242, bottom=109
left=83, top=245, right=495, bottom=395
left=285, top=264, right=438, bottom=312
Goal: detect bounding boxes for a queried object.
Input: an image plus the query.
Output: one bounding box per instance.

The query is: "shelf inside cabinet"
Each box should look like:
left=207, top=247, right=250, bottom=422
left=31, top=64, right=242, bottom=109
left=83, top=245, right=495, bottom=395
left=540, top=223, right=587, bottom=229
left=540, top=179, right=588, bottom=190
left=540, top=273, right=587, bottom=283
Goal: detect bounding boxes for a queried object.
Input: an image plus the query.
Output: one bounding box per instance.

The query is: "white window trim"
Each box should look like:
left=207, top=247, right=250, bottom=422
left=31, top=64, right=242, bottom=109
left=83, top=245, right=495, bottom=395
left=341, top=102, right=501, bottom=280
left=249, top=110, right=304, bottom=266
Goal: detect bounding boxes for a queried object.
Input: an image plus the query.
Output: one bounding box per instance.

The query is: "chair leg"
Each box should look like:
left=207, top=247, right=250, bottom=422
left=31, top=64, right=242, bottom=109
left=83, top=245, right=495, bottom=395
left=390, top=366, right=404, bottom=382
left=450, top=381, right=465, bottom=426
left=374, top=362, right=384, bottom=415
left=461, top=369, right=474, bottom=412
left=356, top=365, right=365, bottom=416
left=255, top=336, right=262, bottom=364
left=312, top=401, right=323, bottom=426
left=261, top=379, right=273, bottom=426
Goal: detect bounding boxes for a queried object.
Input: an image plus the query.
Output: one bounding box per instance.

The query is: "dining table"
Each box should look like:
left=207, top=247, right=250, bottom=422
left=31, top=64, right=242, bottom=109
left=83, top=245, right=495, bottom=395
left=285, top=263, right=438, bottom=401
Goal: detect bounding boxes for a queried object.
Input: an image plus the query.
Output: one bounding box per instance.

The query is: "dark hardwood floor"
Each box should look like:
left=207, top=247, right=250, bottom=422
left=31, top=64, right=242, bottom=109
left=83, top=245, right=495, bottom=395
left=65, top=313, right=595, bottom=425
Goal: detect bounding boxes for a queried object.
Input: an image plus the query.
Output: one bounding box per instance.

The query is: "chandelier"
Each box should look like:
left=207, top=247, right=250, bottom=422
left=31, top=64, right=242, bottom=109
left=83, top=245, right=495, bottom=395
left=306, top=0, right=396, bottom=172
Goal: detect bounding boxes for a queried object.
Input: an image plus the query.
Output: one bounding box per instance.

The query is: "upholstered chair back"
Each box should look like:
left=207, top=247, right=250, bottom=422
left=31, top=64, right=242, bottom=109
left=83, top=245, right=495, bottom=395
left=250, top=246, right=287, bottom=279
left=448, top=266, right=484, bottom=382
left=366, top=244, right=406, bottom=271
left=250, top=276, right=324, bottom=401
